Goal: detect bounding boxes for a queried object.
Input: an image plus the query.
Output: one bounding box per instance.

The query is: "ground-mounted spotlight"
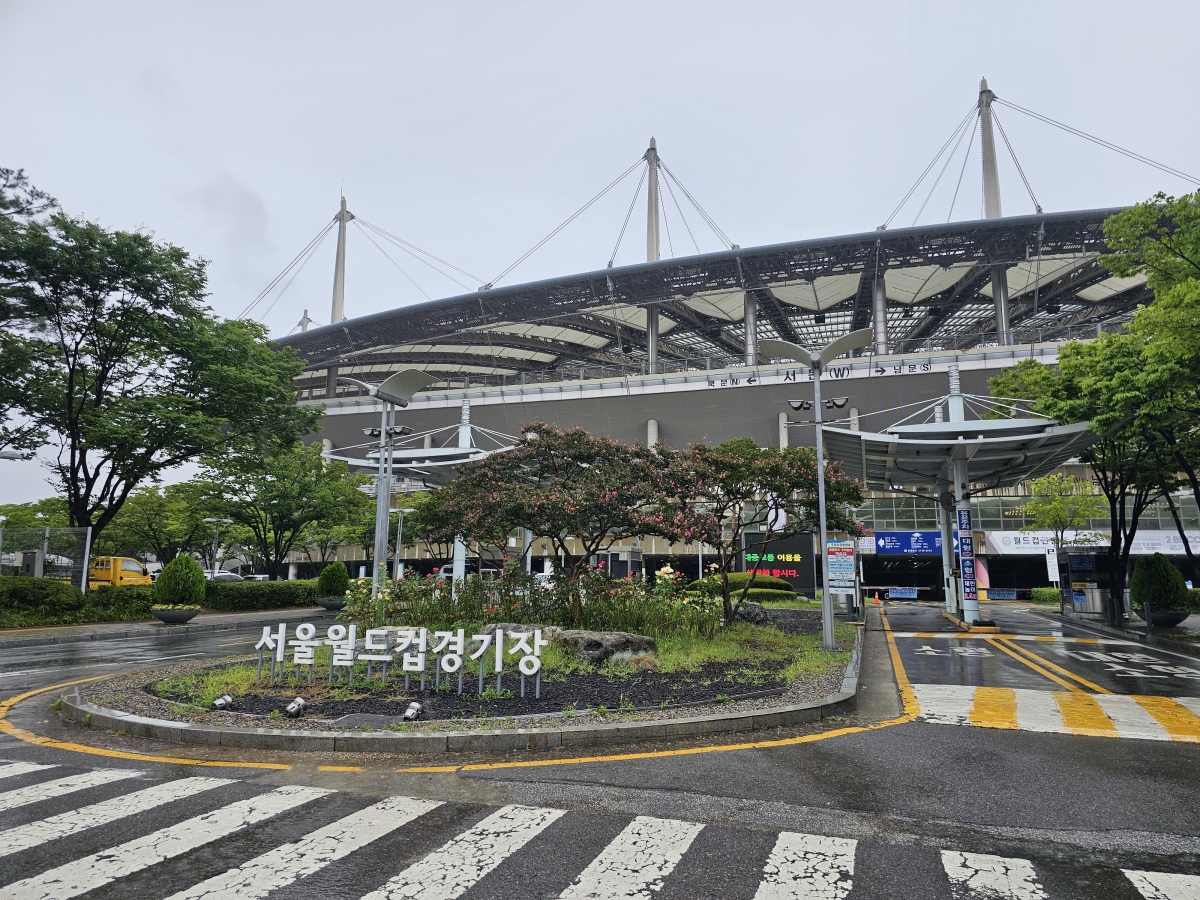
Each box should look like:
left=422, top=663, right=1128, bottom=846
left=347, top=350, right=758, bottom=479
left=403, top=701, right=423, bottom=721
left=212, top=694, right=233, bottom=711
left=285, top=697, right=307, bottom=718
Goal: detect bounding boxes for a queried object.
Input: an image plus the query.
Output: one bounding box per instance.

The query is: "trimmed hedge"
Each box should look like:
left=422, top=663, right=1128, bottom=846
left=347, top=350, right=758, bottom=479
left=203, top=579, right=319, bottom=612
left=0, top=576, right=85, bottom=613
left=1131, top=553, right=1188, bottom=612
left=155, top=556, right=206, bottom=606
left=1030, top=587, right=1061, bottom=605
left=743, top=588, right=807, bottom=604
left=1190, top=588, right=1200, bottom=613
left=91, top=584, right=154, bottom=618
left=687, top=572, right=795, bottom=592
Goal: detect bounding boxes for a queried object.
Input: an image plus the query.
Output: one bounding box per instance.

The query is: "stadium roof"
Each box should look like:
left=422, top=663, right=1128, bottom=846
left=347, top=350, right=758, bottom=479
left=278, top=208, right=1147, bottom=392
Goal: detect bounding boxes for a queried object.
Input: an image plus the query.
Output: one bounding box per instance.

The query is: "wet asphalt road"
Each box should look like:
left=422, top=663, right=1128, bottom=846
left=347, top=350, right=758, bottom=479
left=0, top=606, right=1198, bottom=898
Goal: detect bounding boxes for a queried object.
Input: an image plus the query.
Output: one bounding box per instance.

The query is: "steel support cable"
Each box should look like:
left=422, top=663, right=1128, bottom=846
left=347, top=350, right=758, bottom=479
left=659, top=182, right=676, bottom=257
left=990, top=109, right=1042, bottom=213
left=489, top=157, right=645, bottom=288
left=608, top=166, right=648, bottom=267
left=882, top=104, right=979, bottom=229
left=662, top=172, right=702, bottom=255
left=353, top=221, right=433, bottom=301
left=355, top=218, right=480, bottom=290
left=255, top=223, right=336, bottom=322
left=912, top=108, right=979, bottom=226
left=658, top=161, right=734, bottom=248
left=994, top=98, right=1200, bottom=186
left=240, top=217, right=335, bottom=318
left=947, top=114, right=980, bottom=222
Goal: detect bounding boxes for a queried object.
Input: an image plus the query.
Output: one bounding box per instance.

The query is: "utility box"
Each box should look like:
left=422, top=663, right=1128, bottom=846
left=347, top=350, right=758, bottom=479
left=20, top=549, right=45, bottom=578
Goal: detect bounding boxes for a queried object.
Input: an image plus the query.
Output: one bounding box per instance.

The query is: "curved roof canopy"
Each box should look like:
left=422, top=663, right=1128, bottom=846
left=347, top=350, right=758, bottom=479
left=278, top=208, right=1146, bottom=391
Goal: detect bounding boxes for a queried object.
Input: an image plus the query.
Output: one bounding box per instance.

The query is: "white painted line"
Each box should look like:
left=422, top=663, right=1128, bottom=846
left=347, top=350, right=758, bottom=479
left=941, top=850, right=1047, bottom=899
left=754, top=831, right=856, bottom=899
left=0, top=768, right=142, bottom=812
left=1095, top=695, right=1172, bottom=742
left=361, top=804, right=564, bottom=900
left=0, top=762, right=55, bottom=781
left=1124, top=868, right=1200, bottom=899
left=1174, top=696, right=1200, bottom=719
left=3, top=784, right=331, bottom=900
left=1013, top=689, right=1066, bottom=733
left=167, top=794, right=440, bottom=900
left=913, top=684, right=976, bottom=726
left=559, top=814, right=704, bottom=899
left=0, top=776, right=234, bottom=858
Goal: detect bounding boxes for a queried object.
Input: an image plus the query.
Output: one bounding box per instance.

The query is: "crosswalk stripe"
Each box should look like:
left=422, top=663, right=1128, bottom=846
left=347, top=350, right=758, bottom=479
left=0, top=776, right=234, bottom=858
left=914, top=684, right=975, bottom=725
left=0, top=768, right=142, bottom=813
left=969, top=687, right=1019, bottom=729
left=0, top=763, right=55, bottom=781
left=558, top=814, right=704, bottom=899
left=1094, top=695, right=1172, bottom=742
left=1174, top=696, right=1200, bottom=719
left=1051, top=692, right=1119, bottom=737
left=1133, top=696, right=1200, bottom=743
left=941, top=850, right=1047, bottom=899
left=166, top=794, right=440, bottom=900
left=1, top=784, right=331, bottom=900
left=1012, top=688, right=1065, bottom=732
left=360, top=804, right=564, bottom=900
left=1123, top=868, right=1200, bottom=898
left=754, top=831, right=856, bottom=899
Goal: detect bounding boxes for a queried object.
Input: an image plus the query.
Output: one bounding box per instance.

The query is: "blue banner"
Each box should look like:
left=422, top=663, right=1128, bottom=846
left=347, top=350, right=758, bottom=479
left=875, top=531, right=943, bottom=555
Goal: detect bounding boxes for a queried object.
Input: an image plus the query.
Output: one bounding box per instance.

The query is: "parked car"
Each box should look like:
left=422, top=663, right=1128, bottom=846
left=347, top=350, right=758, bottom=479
left=88, top=557, right=152, bottom=590
left=435, top=562, right=502, bottom=582
left=204, top=571, right=244, bottom=581
left=244, top=574, right=269, bottom=581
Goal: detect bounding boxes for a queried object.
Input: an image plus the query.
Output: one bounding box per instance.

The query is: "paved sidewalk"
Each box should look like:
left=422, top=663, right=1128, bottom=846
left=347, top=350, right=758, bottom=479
left=0, top=607, right=338, bottom=650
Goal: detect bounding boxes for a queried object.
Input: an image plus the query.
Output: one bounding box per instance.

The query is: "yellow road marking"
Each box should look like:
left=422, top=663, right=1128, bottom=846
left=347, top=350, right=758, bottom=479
left=913, top=632, right=938, bottom=638
left=881, top=610, right=920, bottom=717
left=0, top=678, right=291, bottom=770
left=318, top=765, right=363, bottom=772
left=1133, top=696, right=1200, bottom=743
left=1033, top=636, right=1057, bottom=642
left=968, top=687, right=1018, bottom=729
left=1053, top=692, right=1119, bottom=736
left=998, top=639, right=1111, bottom=694
left=985, top=638, right=1085, bottom=693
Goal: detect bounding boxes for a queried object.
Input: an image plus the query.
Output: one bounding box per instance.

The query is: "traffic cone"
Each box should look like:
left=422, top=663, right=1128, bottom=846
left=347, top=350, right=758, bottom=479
left=873, top=591, right=881, bottom=605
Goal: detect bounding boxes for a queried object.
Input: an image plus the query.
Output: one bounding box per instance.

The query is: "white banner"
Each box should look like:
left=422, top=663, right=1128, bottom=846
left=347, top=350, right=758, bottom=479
left=984, top=529, right=1200, bottom=556
left=1045, top=546, right=1059, bottom=582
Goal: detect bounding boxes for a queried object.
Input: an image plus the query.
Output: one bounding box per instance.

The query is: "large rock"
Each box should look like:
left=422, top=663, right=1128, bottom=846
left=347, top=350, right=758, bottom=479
left=735, top=601, right=770, bottom=625
left=554, top=629, right=657, bottom=663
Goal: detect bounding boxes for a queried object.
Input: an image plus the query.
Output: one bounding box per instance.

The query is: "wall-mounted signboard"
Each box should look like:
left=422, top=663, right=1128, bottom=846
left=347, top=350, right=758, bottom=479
left=742, top=532, right=816, bottom=591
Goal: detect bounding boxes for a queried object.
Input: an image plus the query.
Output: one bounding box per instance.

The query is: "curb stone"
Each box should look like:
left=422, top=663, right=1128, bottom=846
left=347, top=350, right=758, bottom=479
left=0, top=610, right=338, bottom=651
left=55, top=628, right=863, bottom=756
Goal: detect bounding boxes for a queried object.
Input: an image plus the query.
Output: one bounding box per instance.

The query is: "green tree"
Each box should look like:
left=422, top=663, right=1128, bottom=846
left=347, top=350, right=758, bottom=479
left=0, top=497, right=70, bottom=528
left=94, top=482, right=211, bottom=563
left=1021, top=474, right=1106, bottom=606
left=1099, top=191, right=1200, bottom=292
left=1, top=199, right=320, bottom=541
left=655, top=438, right=864, bottom=620
left=200, top=442, right=369, bottom=580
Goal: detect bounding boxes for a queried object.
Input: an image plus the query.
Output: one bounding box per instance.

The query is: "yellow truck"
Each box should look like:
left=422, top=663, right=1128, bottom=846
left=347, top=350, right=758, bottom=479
left=88, top=556, right=153, bottom=590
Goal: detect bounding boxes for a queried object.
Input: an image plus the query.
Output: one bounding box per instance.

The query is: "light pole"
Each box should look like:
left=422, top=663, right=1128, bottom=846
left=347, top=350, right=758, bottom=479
left=337, top=369, right=438, bottom=599
left=202, top=518, right=233, bottom=579
left=761, top=329, right=873, bottom=651
left=393, top=507, right=416, bottom=579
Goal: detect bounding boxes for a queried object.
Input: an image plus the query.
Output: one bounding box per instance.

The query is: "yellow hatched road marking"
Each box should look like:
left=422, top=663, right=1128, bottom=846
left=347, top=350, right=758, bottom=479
left=999, top=638, right=1111, bottom=694
left=968, top=687, right=1018, bottom=729
left=1053, top=692, right=1120, bottom=736
left=1133, top=696, right=1200, bottom=743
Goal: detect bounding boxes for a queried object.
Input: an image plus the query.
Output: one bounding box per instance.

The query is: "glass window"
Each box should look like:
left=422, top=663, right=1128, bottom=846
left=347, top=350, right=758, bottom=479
left=121, top=559, right=145, bottom=573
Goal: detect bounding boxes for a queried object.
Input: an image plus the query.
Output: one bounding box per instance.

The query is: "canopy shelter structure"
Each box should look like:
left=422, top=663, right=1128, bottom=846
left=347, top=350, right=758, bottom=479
left=821, top=365, right=1094, bottom=624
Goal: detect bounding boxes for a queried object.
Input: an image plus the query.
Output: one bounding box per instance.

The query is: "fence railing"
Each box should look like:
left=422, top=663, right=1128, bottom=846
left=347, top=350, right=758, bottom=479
left=0, top=526, right=93, bottom=591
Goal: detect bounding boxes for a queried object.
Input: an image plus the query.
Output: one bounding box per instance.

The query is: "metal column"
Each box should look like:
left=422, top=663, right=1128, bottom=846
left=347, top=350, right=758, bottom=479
left=872, top=275, right=888, bottom=355
left=330, top=196, right=353, bottom=324
left=946, top=364, right=980, bottom=623
left=744, top=292, right=758, bottom=366
left=452, top=400, right=470, bottom=585
left=978, top=78, right=1011, bottom=345
left=644, top=137, right=661, bottom=374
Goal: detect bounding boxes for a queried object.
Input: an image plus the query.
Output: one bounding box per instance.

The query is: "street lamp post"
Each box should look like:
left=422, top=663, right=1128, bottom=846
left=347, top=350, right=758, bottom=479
left=761, top=329, right=873, bottom=651
left=394, top=507, right=416, bottom=580
left=202, top=518, right=233, bottom=580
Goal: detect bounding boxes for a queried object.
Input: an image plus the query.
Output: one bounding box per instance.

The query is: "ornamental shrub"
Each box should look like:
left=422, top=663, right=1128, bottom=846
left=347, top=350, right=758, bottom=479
left=686, top=572, right=795, bottom=593
left=743, top=588, right=804, bottom=604
left=1030, top=587, right=1061, bottom=605
left=0, top=576, right=85, bottom=613
left=203, top=579, right=318, bottom=611
left=154, top=556, right=206, bottom=607
left=317, top=561, right=349, bottom=598
left=1130, top=553, right=1188, bottom=612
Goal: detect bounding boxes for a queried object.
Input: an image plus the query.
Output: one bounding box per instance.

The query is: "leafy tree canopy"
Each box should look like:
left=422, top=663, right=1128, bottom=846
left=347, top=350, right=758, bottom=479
left=1099, top=191, right=1200, bottom=293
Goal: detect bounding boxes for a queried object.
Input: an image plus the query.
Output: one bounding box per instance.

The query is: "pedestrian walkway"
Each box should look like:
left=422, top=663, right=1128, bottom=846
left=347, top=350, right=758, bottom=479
left=0, top=761, right=1195, bottom=899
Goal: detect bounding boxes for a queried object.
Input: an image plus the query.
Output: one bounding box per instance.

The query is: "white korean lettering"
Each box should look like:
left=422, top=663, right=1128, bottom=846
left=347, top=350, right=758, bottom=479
left=402, top=627, right=427, bottom=672
left=359, top=628, right=394, bottom=663
left=255, top=624, right=287, bottom=661
left=287, top=622, right=321, bottom=666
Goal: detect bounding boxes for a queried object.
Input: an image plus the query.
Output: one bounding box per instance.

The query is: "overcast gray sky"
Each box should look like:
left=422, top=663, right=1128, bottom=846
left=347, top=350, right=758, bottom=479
left=3, top=0, right=1198, bottom=504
